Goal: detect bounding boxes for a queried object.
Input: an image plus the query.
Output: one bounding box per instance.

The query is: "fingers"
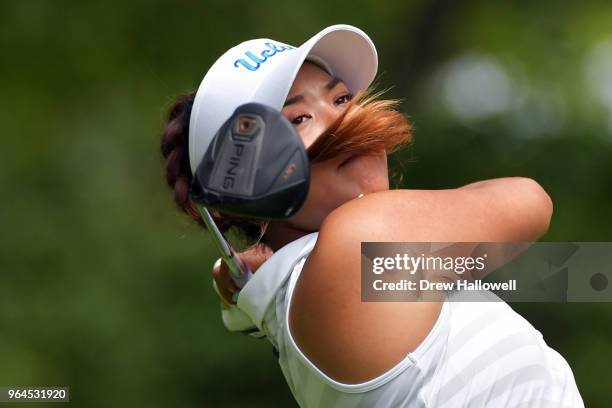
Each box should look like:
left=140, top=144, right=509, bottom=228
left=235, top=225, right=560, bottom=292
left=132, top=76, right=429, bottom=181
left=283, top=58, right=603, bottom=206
left=212, top=258, right=239, bottom=306
left=211, top=246, right=274, bottom=307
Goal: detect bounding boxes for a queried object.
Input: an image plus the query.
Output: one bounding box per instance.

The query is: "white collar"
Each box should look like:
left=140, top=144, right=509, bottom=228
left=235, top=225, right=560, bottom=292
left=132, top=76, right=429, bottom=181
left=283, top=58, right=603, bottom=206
left=237, top=232, right=319, bottom=330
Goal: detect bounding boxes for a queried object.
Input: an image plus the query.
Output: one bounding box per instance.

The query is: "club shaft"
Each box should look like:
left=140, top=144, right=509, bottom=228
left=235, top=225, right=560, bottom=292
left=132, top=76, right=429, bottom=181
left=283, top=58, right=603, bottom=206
left=197, top=205, right=252, bottom=288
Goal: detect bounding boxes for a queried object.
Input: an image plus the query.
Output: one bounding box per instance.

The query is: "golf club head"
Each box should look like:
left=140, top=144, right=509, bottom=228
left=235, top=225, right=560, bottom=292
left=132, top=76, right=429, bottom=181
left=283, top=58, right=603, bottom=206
left=190, top=103, right=310, bottom=220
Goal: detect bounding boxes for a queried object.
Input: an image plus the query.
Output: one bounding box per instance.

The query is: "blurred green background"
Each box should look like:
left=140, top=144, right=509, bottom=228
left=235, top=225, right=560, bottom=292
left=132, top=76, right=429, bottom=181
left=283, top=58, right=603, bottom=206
left=1, top=0, right=611, bottom=407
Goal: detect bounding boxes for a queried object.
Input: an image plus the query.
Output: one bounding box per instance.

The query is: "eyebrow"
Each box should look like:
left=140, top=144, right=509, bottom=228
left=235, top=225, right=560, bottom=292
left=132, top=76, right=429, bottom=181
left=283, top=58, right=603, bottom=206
left=283, top=77, right=343, bottom=107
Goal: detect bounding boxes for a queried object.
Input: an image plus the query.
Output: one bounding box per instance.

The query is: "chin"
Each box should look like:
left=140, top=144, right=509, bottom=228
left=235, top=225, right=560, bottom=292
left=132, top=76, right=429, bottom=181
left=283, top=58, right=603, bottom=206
left=355, top=178, right=389, bottom=196
left=339, top=154, right=389, bottom=193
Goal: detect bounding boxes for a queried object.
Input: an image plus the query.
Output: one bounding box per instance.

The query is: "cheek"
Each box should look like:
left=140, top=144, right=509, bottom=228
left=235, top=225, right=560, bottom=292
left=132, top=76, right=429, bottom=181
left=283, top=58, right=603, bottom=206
left=287, top=163, right=346, bottom=229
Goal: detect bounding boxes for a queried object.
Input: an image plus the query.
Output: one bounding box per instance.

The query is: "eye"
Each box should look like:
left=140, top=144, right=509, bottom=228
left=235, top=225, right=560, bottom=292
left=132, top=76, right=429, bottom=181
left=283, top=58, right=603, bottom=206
left=335, top=93, right=354, bottom=105
left=291, top=114, right=311, bottom=125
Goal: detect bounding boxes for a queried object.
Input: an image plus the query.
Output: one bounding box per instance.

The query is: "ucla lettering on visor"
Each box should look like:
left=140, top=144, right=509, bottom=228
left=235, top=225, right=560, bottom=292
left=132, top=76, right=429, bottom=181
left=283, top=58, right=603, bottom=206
left=233, top=42, right=296, bottom=71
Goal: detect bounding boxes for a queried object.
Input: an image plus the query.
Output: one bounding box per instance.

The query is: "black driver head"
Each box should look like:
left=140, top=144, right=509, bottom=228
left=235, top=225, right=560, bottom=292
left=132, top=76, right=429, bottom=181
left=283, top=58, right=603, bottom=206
left=190, top=103, right=310, bottom=220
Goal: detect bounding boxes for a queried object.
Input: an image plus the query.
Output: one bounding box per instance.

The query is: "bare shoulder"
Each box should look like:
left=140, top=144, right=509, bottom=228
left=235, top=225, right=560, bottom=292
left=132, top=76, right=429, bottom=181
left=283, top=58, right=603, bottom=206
left=288, top=190, right=442, bottom=384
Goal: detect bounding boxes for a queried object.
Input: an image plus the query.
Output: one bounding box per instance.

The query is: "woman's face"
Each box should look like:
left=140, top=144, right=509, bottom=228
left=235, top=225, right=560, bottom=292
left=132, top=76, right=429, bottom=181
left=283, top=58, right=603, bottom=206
left=280, top=62, right=389, bottom=231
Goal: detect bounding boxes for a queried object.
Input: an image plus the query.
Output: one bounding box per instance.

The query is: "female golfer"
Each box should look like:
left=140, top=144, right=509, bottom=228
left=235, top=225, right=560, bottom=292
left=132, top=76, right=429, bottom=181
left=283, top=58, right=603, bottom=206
left=160, top=24, right=584, bottom=407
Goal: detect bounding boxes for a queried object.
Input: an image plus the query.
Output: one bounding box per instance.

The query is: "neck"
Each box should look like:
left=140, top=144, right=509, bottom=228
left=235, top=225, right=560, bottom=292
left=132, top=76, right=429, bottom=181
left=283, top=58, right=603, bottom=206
left=263, top=221, right=314, bottom=252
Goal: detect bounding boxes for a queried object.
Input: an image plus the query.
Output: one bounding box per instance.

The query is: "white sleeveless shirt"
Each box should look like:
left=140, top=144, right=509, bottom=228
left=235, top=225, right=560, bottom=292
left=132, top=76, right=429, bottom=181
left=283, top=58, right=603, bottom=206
left=234, top=232, right=584, bottom=407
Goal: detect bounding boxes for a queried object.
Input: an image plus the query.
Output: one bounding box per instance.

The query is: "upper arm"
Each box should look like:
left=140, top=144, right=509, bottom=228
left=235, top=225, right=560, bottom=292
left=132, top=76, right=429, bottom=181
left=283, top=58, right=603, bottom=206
left=289, top=214, right=442, bottom=384
left=288, top=178, right=553, bottom=384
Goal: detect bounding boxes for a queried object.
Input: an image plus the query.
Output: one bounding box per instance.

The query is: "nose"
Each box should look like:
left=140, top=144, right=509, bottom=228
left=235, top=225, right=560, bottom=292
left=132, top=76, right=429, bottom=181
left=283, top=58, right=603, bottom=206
left=318, top=101, right=339, bottom=129
left=300, top=101, right=344, bottom=149
left=311, top=100, right=344, bottom=144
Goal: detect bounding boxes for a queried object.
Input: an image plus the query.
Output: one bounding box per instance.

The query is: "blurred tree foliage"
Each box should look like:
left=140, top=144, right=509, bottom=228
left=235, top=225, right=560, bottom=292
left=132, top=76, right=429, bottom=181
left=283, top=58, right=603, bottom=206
left=1, top=0, right=611, bottom=406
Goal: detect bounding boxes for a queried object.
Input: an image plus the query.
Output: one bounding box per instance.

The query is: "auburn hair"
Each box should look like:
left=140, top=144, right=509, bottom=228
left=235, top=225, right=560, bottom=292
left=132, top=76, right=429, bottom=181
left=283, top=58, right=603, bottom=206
left=307, top=87, right=412, bottom=164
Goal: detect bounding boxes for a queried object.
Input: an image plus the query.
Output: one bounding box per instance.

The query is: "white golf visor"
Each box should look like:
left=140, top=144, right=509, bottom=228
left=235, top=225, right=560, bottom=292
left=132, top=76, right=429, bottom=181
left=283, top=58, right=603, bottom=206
left=188, top=24, right=378, bottom=174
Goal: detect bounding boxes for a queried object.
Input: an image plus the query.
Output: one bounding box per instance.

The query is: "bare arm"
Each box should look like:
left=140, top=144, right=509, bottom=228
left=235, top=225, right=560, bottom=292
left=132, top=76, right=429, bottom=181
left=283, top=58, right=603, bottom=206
left=289, top=177, right=553, bottom=384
